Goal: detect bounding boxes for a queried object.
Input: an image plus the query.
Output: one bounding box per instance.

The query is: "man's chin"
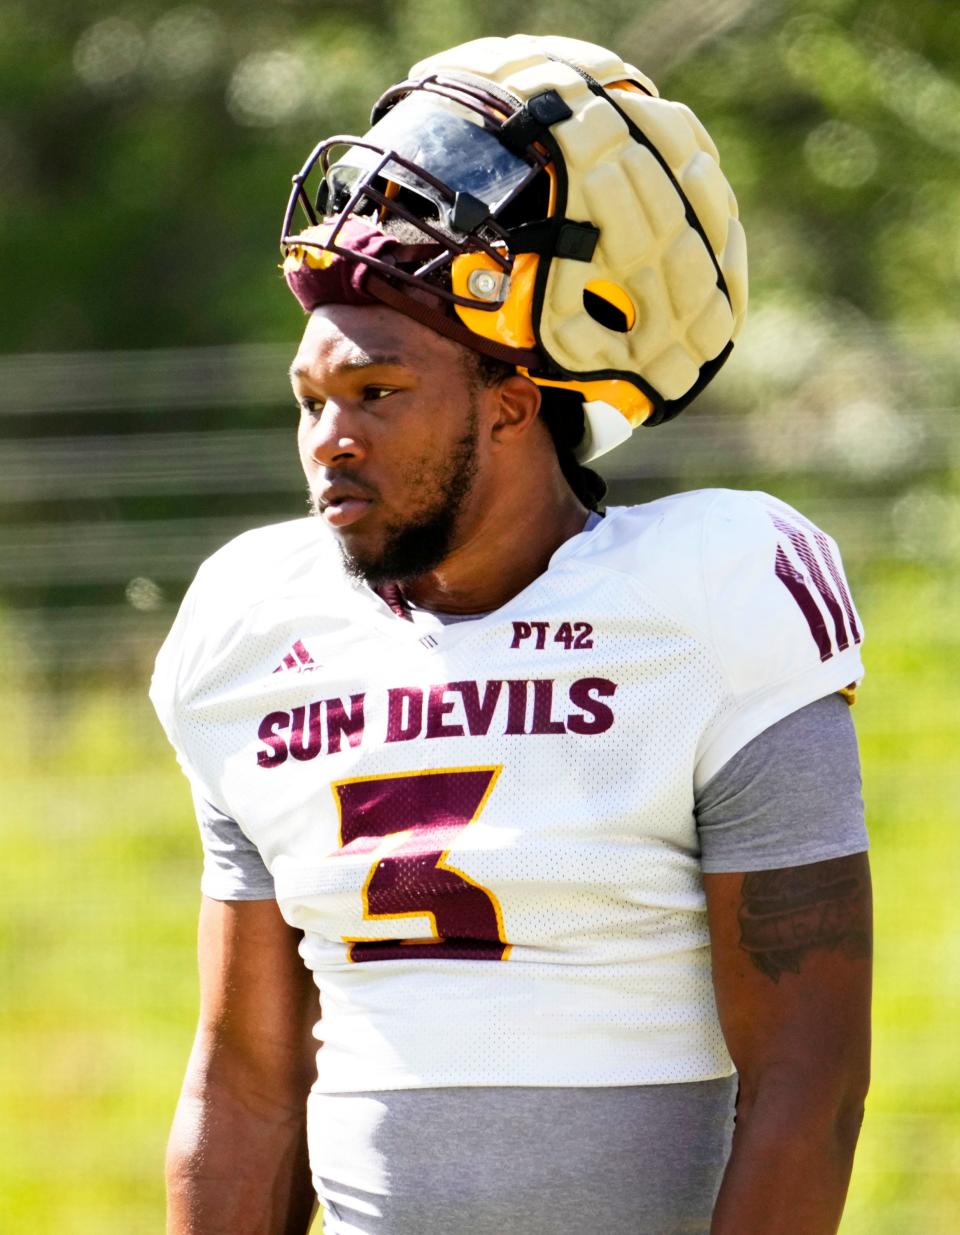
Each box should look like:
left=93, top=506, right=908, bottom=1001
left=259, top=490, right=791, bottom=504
left=341, top=553, right=403, bottom=588
left=336, top=519, right=455, bottom=588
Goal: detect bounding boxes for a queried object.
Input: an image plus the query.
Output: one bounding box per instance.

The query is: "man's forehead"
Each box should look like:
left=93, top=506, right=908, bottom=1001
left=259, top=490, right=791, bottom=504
left=290, top=303, right=460, bottom=381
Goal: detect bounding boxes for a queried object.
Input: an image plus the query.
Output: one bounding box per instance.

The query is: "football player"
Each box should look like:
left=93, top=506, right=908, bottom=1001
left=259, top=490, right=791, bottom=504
left=152, top=34, right=871, bottom=1235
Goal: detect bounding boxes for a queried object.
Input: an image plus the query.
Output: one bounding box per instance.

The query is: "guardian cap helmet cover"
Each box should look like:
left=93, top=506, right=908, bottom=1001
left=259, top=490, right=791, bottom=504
left=281, top=34, right=747, bottom=461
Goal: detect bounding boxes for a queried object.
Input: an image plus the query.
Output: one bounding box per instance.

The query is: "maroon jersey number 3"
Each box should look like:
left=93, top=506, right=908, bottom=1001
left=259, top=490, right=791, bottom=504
left=331, top=767, right=511, bottom=962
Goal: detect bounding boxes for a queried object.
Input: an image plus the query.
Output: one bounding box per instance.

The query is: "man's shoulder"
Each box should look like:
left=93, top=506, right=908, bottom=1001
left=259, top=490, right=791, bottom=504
left=184, top=516, right=350, bottom=632
left=574, top=488, right=860, bottom=657
left=582, top=488, right=781, bottom=573
left=606, top=486, right=787, bottom=531
left=154, top=518, right=346, bottom=677
left=150, top=517, right=349, bottom=727
left=190, top=516, right=344, bottom=608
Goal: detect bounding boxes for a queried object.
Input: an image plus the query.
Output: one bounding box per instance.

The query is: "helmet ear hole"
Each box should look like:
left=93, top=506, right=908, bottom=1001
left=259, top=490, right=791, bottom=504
left=582, top=282, right=635, bottom=333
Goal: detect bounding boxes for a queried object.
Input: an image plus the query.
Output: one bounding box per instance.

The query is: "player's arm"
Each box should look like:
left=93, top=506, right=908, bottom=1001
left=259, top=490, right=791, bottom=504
left=704, top=852, right=872, bottom=1234
left=166, top=895, right=318, bottom=1235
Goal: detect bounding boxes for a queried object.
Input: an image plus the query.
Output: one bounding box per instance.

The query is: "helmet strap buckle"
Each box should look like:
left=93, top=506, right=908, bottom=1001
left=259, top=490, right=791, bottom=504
left=500, top=89, right=573, bottom=153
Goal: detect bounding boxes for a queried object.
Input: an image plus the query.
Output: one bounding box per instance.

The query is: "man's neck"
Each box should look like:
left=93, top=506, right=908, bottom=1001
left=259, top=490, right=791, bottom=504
left=398, top=486, right=592, bottom=615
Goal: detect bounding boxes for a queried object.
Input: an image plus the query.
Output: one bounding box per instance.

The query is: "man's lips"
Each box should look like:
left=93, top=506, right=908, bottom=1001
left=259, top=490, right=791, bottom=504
left=320, top=496, right=372, bottom=528
left=316, top=480, right=376, bottom=529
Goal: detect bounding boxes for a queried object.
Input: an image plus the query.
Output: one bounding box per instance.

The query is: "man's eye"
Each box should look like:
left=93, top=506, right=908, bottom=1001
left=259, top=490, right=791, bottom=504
left=364, top=386, right=395, bottom=402
left=297, top=397, right=323, bottom=416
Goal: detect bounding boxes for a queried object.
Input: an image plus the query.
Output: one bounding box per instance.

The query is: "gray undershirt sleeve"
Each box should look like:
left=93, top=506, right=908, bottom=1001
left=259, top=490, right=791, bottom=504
left=192, top=786, right=275, bottom=900
left=695, top=691, right=868, bottom=873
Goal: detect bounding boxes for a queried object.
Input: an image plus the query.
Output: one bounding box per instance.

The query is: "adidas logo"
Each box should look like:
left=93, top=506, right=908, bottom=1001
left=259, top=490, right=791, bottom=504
left=272, top=639, right=317, bottom=674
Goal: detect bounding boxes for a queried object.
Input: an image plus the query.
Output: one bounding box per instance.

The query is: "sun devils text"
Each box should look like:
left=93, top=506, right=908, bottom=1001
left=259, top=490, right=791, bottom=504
left=256, top=677, right=617, bottom=768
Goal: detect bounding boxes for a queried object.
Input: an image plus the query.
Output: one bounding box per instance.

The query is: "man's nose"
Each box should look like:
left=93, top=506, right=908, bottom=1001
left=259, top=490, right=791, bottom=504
left=304, top=401, right=366, bottom=467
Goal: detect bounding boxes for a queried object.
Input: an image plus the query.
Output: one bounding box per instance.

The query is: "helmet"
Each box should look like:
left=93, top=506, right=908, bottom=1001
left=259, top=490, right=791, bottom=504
left=281, top=34, right=747, bottom=461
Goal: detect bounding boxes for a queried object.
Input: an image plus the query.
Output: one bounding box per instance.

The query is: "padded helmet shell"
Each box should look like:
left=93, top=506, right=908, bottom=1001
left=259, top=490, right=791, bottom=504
left=411, top=35, right=747, bottom=426
left=282, top=34, right=747, bottom=457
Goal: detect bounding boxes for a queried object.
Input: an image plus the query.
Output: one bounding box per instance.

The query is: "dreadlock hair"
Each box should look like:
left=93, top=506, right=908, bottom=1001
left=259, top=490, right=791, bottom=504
left=466, top=351, right=608, bottom=513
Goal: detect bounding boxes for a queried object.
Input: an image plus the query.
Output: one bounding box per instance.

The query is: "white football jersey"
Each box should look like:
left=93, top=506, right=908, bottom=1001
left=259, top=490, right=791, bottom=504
left=151, top=489, right=864, bottom=1092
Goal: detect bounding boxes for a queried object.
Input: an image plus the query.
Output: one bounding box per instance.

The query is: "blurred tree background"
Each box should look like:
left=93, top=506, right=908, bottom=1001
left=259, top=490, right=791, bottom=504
left=1, top=1, right=958, bottom=1232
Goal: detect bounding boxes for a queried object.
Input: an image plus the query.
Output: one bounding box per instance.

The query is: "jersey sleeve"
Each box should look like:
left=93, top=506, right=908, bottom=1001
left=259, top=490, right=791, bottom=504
left=694, top=490, right=865, bottom=790
left=150, top=565, right=274, bottom=901
left=150, top=574, right=206, bottom=793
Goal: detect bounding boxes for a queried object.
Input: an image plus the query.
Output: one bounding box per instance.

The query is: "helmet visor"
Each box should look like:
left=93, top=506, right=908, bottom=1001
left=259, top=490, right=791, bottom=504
left=327, top=91, right=534, bottom=221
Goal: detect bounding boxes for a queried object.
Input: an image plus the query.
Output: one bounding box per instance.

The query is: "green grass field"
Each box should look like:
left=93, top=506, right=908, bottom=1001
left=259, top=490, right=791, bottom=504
left=1, top=560, right=957, bottom=1233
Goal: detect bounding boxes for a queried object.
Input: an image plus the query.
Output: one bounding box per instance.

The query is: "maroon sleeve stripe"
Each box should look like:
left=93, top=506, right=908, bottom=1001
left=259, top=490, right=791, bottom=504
left=773, top=517, right=850, bottom=652
left=774, top=545, right=834, bottom=662
left=814, top=530, right=862, bottom=644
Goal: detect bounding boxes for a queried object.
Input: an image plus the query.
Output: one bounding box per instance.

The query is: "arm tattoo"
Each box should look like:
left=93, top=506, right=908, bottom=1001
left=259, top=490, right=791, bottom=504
left=737, top=854, right=871, bottom=983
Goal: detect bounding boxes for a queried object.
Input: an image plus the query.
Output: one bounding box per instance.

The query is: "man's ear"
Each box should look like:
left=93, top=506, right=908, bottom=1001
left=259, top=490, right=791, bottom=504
left=489, top=374, right=542, bottom=446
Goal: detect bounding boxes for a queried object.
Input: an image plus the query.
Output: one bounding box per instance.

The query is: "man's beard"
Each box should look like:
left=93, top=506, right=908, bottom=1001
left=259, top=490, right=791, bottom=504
left=312, top=408, right=480, bottom=588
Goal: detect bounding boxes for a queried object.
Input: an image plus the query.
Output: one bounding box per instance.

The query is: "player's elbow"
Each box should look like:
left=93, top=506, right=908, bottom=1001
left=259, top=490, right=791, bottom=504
left=165, top=1134, right=198, bottom=1198
left=739, top=1055, right=870, bottom=1154
left=824, top=1047, right=870, bottom=1152
left=833, top=1064, right=870, bottom=1156
left=164, top=1089, right=210, bottom=1201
